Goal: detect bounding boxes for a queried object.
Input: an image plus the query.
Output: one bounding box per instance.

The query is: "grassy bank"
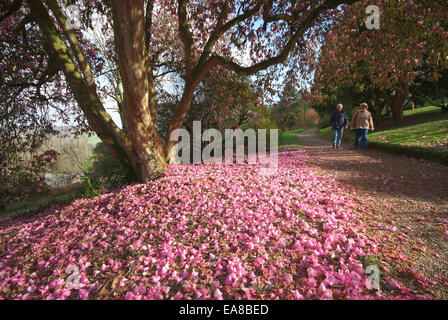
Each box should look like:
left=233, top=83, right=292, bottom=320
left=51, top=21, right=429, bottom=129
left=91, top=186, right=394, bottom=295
left=397, top=105, right=441, bottom=117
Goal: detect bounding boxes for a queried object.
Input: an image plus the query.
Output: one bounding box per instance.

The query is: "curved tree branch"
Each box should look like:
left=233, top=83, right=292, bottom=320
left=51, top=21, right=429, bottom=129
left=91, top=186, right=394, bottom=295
left=206, top=0, right=360, bottom=76
left=196, top=0, right=262, bottom=70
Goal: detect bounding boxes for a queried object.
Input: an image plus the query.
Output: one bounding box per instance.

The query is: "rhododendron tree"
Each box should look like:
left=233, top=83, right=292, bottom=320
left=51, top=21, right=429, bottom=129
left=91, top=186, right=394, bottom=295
left=1, top=0, right=361, bottom=182
left=0, top=1, right=86, bottom=204
left=311, top=0, right=448, bottom=123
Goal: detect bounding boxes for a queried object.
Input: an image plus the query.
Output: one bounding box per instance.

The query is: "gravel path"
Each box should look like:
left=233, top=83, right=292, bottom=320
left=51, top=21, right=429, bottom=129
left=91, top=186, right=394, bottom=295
left=298, top=127, right=448, bottom=298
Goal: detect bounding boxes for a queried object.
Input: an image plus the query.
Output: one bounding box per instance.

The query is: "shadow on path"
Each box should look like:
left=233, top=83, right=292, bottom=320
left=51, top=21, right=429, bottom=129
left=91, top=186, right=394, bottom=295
left=298, top=127, right=448, bottom=298
left=298, top=127, right=448, bottom=204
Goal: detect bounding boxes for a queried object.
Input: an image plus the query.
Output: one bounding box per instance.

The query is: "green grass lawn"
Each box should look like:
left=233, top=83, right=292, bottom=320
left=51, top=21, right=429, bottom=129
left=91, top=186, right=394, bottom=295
left=381, top=105, right=441, bottom=119
left=368, top=119, right=448, bottom=164
left=280, top=128, right=307, bottom=146
left=370, top=119, right=448, bottom=148
left=318, top=126, right=334, bottom=137
left=401, top=105, right=441, bottom=117
left=318, top=106, right=448, bottom=165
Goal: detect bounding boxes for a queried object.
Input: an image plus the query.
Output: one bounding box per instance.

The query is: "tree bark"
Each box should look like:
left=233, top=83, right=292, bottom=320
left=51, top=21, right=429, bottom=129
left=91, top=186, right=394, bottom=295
left=371, top=89, right=389, bottom=126
left=437, top=82, right=448, bottom=113
left=390, top=82, right=409, bottom=123
left=370, top=105, right=383, bottom=126
left=110, top=0, right=166, bottom=181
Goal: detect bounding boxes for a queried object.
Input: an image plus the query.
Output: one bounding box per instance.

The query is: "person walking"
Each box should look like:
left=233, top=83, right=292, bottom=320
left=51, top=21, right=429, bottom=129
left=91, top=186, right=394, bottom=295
left=350, top=103, right=375, bottom=149
left=330, top=103, right=349, bottom=149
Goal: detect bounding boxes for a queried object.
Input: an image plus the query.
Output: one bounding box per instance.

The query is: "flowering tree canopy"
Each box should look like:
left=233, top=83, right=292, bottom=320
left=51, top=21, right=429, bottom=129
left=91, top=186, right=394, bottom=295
left=1, top=0, right=360, bottom=182
left=311, top=0, right=448, bottom=123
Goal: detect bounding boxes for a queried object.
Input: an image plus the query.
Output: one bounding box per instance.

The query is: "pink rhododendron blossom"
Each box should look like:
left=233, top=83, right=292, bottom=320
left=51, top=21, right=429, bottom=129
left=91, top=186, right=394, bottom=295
left=0, top=151, right=432, bottom=300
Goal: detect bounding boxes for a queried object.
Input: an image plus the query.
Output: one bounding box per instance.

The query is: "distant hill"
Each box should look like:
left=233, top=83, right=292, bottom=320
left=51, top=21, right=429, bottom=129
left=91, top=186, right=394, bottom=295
left=51, top=126, right=101, bottom=145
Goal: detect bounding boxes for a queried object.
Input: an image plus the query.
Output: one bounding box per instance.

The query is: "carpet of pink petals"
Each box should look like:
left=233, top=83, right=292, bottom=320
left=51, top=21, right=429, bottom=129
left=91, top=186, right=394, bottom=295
left=0, top=150, right=429, bottom=300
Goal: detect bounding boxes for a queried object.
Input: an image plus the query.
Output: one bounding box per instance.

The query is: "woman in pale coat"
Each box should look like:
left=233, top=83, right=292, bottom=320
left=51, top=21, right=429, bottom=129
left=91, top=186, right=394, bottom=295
left=350, top=103, right=374, bottom=149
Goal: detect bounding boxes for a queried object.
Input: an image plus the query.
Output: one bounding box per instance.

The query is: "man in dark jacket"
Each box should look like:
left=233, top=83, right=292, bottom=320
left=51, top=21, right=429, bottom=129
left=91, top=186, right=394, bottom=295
left=330, top=104, right=349, bottom=149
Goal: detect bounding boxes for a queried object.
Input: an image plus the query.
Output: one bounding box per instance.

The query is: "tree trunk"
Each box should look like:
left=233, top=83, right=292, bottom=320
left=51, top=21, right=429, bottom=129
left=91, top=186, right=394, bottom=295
left=370, top=99, right=383, bottom=126
left=111, top=0, right=167, bottom=181
left=31, top=0, right=167, bottom=182
left=370, top=106, right=383, bottom=126
left=373, top=90, right=390, bottom=126
left=390, top=82, right=409, bottom=123
left=440, top=87, right=448, bottom=113
left=28, top=0, right=139, bottom=181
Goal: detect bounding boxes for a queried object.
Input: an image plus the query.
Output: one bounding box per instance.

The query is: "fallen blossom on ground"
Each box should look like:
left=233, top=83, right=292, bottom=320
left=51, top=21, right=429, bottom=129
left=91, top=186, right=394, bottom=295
left=0, top=150, right=432, bottom=300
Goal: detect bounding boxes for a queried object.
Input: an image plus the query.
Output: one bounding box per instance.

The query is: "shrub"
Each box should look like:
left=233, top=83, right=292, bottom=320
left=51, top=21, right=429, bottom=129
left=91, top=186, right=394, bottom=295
left=318, top=113, right=332, bottom=129
left=81, top=142, right=127, bottom=196
left=1, top=149, right=58, bottom=210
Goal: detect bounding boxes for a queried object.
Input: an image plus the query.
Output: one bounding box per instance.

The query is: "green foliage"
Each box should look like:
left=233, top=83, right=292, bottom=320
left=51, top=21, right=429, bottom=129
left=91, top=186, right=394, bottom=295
left=318, top=113, right=332, bottom=129
left=313, top=84, right=363, bottom=121
left=81, top=142, right=127, bottom=196
left=411, top=67, right=448, bottom=109
left=271, top=84, right=310, bottom=131
left=157, top=70, right=267, bottom=140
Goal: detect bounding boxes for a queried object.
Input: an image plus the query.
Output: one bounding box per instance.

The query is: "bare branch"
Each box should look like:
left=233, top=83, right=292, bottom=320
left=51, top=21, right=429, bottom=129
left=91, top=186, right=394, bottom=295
left=155, top=68, right=183, bottom=78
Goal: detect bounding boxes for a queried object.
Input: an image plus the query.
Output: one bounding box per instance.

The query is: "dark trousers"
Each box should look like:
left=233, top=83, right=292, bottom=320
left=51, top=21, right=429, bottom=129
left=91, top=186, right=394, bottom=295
left=354, top=129, right=369, bottom=149
left=332, top=128, right=344, bottom=146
